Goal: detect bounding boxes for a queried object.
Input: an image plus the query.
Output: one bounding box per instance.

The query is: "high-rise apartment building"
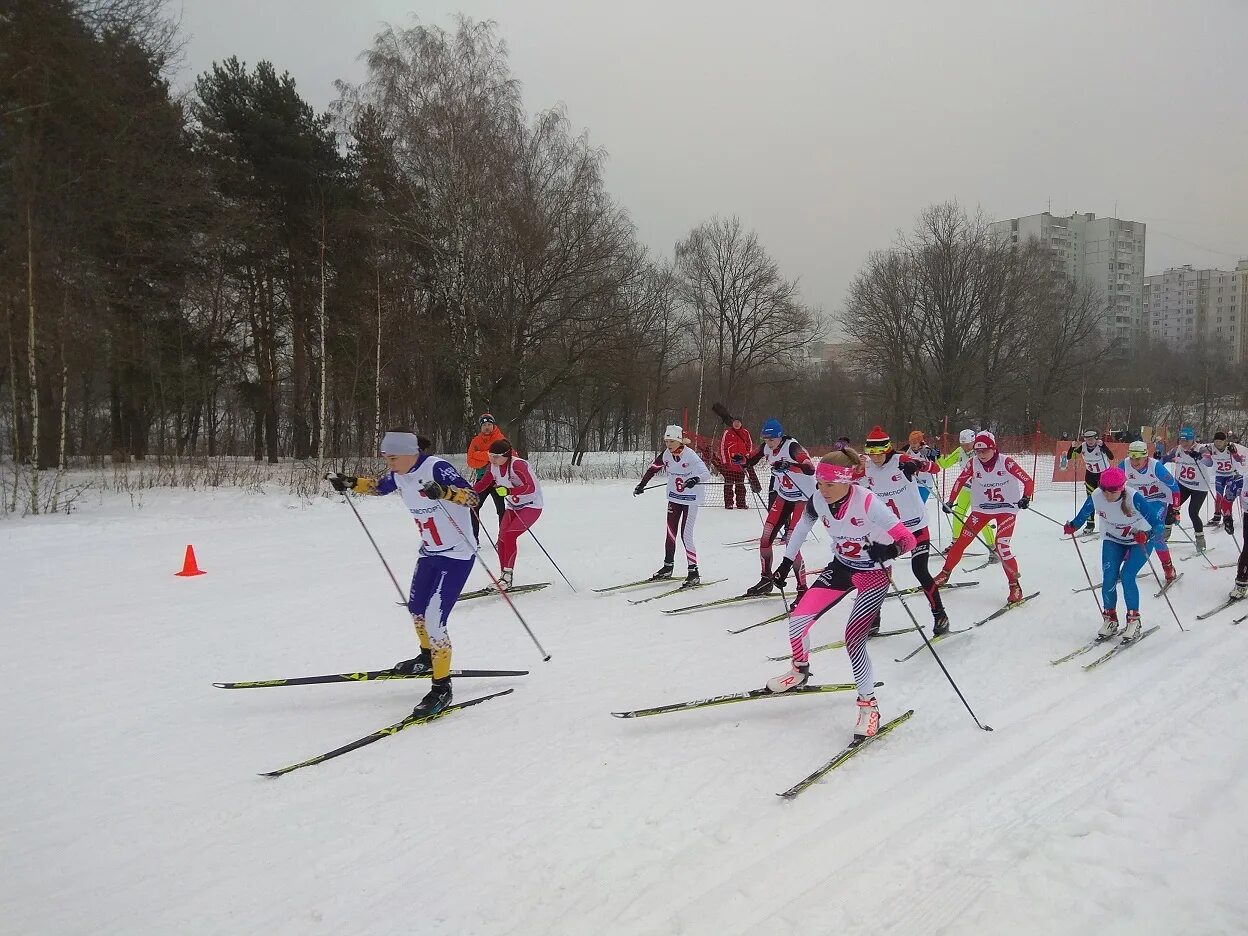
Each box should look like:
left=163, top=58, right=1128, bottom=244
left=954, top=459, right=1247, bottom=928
left=989, top=211, right=1146, bottom=349
left=1143, top=261, right=1248, bottom=362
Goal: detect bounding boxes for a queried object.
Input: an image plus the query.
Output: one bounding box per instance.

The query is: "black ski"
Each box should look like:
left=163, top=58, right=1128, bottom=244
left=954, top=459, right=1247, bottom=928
left=1153, top=572, right=1183, bottom=598
left=214, top=668, right=528, bottom=689
left=460, top=582, right=549, bottom=601
left=628, top=578, right=727, bottom=605
left=894, top=591, right=1039, bottom=662
left=662, top=591, right=774, bottom=615
left=778, top=709, right=915, bottom=799
left=1180, top=546, right=1216, bottom=563
left=729, top=610, right=789, bottom=635
left=592, top=575, right=675, bottom=593
left=259, top=688, right=514, bottom=777
left=963, top=556, right=999, bottom=573
left=610, top=681, right=883, bottom=719
left=767, top=629, right=914, bottom=661
left=1082, top=626, right=1161, bottom=670
left=1196, top=596, right=1244, bottom=620
left=1050, top=635, right=1116, bottom=665
left=883, top=580, right=979, bottom=601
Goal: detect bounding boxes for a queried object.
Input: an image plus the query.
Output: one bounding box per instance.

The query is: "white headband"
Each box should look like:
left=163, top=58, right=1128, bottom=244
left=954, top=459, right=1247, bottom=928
left=380, top=431, right=421, bottom=456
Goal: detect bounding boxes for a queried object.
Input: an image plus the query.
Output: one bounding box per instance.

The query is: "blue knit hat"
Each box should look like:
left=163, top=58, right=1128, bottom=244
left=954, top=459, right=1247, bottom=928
left=1179, top=426, right=1195, bottom=441
left=761, top=418, right=783, bottom=439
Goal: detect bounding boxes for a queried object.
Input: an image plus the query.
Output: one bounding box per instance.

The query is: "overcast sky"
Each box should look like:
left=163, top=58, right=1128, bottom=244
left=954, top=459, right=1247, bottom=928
left=172, top=0, right=1247, bottom=322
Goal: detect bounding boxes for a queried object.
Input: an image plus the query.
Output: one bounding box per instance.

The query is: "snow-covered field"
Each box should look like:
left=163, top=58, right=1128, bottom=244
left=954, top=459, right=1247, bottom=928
left=3, top=482, right=1246, bottom=935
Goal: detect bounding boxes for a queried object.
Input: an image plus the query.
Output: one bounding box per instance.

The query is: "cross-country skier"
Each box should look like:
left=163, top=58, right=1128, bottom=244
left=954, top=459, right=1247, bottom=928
left=1223, top=467, right=1248, bottom=600
left=712, top=402, right=758, bottom=510
left=742, top=418, right=815, bottom=598
left=1065, top=430, right=1113, bottom=534
left=1207, top=431, right=1244, bottom=533
left=936, top=429, right=997, bottom=560
left=901, top=430, right=939, bottom=503
left=935, top=431, right=1034, bottom=604
left=327, top=429, right=479, bottom=718
left=470, top=439, right=542, bottom=591
left=1063, top=466, right=1163, bottom=643
left=634, top=425, right=710, bottom=585
left=1121, top=440, right=1180, bottom=584
left=765, top=448, right=917, bottom=738
left=859, top=426, right=949, bottom=635
left=1162, top=427, right=1214, bottom=552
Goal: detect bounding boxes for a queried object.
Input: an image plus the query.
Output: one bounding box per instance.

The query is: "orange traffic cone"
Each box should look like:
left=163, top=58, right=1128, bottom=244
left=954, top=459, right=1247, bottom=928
left=175, top=544, right=206, bottom=577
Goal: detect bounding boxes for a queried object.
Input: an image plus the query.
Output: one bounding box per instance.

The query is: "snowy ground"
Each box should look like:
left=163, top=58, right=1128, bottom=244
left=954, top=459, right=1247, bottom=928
left=3, top=482, right=1246, bottom=935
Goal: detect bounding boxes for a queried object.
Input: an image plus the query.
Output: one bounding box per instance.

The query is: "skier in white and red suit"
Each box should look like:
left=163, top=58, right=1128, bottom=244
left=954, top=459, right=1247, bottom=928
left=935, top=431, right=1035, bottom=604
left=712, top=402, right=759, bottom=510
left=470, top=438, right=543, bottom=592
left=742, top=418, right=815, bottom=599
left=765, top=448, right=918, bottom=739
left=859, top=426, right=950, bottom=635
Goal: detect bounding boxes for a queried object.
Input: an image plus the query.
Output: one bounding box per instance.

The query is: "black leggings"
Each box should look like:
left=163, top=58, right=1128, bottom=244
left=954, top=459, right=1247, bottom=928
left=910, top=529, right=944, bottom=613
left=1238, top=537, right=1248, bottom=583
left=1178, top=485, right=1207, bottom=534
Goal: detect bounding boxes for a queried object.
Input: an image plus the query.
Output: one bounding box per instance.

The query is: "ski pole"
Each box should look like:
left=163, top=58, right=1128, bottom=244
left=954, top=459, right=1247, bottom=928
left=881, top=560, right=993, bottom=732
left=1196, top=459, right=1241, bottom=555
left=1069, top=527, right=1104, bottom=615
left=434, top=499, right=552, bottom=662
left=519, top=520, right=577, bottom=592
left=1142, top=547, right=1187, bottom=633
left=945, top=503, right=998, bottom=556
left=1169, top=519, right=1220, bottom=570
left=330, top=482, right=407, bottom=605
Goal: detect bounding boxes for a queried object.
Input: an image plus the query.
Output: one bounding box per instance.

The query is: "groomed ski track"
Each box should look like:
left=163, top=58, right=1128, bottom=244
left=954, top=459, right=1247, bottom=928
left=2, top=483, right=1245, bottom=935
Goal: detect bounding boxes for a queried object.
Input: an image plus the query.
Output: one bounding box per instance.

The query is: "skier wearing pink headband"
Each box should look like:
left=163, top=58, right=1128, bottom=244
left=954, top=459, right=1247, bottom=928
left=765, top=447, right=917, bottom=740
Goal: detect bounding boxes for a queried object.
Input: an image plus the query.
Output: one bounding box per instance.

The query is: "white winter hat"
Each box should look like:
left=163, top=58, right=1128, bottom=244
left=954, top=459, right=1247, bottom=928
left=959, top=429, right=975, bottom=444
left=664, top=424, right=688, bottom=443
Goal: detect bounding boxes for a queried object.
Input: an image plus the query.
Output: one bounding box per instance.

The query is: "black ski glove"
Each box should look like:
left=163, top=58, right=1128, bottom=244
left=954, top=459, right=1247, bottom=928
left=942, top=500, right=955, bottom=514
left=633, top=483, right=645, bottom=497
left=421, top=480, right=446, bottom=500
left=1017, top=496, right=1030, bottom=509
left=867, top=542, right=900, bottom=563
left=327, top=472, right=357, bottom=493
left=685, top=477, right=699, bottom=488
left=772, top=557, right=794, bottom=588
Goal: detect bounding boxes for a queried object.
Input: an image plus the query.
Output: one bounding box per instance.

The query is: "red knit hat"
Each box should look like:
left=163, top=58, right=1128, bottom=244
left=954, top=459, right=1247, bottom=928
left=864, top=425, right=891, bottom=453
left=973, top=431, right=997, bottom=451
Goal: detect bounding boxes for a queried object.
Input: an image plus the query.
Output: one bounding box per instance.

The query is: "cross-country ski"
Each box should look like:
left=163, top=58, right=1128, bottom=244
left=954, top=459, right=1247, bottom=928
left=777, top=710, right=915, bottom=799
left=610, top=681, right=883, bottom=718
left=213, top=667, right=529, bottom=688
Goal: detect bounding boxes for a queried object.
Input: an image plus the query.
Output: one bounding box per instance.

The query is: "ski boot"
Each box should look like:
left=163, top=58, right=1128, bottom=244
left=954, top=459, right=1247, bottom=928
left=412, top=678, right=452, bottom=718
left=393, top=648, right=432, bottom=676
left=1210, top=512, right=1223, bottom=526
left=650, top=562, right=674, bottom=581
left=1120, top=610, right=1142, bottom=643
left=1162, top=558, right=1178, bottom=583
left=683, top=565, right=701, bottom=587
left=987, top=550, right=1000, bottom=564
left=1195, top=532, right=1207, bottom=553
left=788, top=589, right=807, bottom=612
left=498, top=568, right=514, bottom=591
left=854, top=696, right=881, bottom=739
left=1007, top=578, right=1024, bottom=604
left=932, top=610, right=950, bottom=637
left=1225, top=515, right=1236, bottom=535
left=1229, top=581, right=1248, bottom=601
left=867, top=614, right=882, bottom=638
left=1097, top=608, right=1120, bottom=640
left=765, top=662, right=810, bottom=694
left=745, top=575, right=775, bottom=597
left=1084, top=520, right=1095, bottom=536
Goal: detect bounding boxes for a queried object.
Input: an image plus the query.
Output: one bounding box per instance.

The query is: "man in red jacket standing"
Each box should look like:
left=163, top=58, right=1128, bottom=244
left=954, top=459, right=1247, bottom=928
left=713, top=403, right=758, bottom=509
